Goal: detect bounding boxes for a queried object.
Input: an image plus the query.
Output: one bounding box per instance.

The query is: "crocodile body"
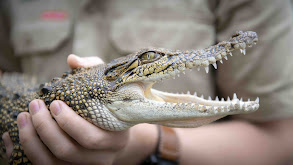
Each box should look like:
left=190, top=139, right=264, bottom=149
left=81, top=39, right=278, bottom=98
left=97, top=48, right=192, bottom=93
left=0, top=31, right=259, bottom=164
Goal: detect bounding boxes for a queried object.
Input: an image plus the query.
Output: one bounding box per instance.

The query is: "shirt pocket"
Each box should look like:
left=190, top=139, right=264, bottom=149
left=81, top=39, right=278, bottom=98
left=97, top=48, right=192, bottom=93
left=9, top=0, right=79, bottom=55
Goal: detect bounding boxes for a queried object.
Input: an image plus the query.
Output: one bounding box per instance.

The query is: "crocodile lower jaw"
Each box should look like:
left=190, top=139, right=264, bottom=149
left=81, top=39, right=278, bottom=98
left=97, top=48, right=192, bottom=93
left=107, top=82, right=259, bottom=127
left=141, top=80, right=259, bottom=113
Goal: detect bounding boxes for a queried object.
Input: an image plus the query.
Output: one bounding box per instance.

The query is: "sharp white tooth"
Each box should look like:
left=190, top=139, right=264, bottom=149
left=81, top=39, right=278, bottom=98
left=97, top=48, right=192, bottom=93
left=221, top=98, right=225, bottom=102
left=201, top=95, right=204, bottom=99
left=233, top=93, right=238, bottom=100
left=208, top=96, right=212, bottom=100
left=194, top=92, right=197, bottom=96
left=212, top=63, right=217, bottom=69
left=248, top=98, right=250, bottom=102
left=255, top=97, right=259, bottom=103
left=236, top=99, right=240, bottom=107
left=224, top=56, right=228, bottom=60
left=243, top=49, right=246, bottom=55
left=227, top=96, right=231, bottom=102
left=240, top=98, right=243, bottom=102
left=220, top=59, right=223, bottom=64
left=215, top=96, right=219, bottom=101
left=205, top=67, right=209, bottom=73
left=197, top=67, right=201, bottom=71
left=229, top=52, right=232, bottom=56
left=240, top=49, right=243, bottom=54
left=187, top=91, right=190, bottom=95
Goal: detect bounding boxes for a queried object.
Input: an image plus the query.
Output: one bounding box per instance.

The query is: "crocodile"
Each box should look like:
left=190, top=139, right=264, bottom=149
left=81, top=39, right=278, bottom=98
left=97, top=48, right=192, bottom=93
left=0, top=31, right=259, bottom=164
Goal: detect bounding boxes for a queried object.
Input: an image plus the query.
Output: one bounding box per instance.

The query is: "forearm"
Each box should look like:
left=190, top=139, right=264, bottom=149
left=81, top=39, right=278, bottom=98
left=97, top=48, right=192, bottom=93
left=114, top=123, right=158, bottom=165
left=176, top=118, right=293, bottom=165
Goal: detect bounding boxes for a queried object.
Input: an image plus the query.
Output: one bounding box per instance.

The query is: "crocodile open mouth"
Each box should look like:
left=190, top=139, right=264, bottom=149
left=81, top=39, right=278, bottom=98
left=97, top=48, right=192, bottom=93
left=107, top=31, right=259, bottom=127
left=141, top=41, right=259, bottom=115
left=142, top=72, right=259, bottom=115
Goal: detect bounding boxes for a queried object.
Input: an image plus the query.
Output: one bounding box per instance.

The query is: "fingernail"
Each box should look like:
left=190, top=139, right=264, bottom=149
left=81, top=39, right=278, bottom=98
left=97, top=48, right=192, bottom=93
left=29, top=100, right=40, bottom=115
left=51, top=101, right=61, bottom=116
left=18, top=114, right=27, bottom=129
left=75, top=55, right=84, bottom=63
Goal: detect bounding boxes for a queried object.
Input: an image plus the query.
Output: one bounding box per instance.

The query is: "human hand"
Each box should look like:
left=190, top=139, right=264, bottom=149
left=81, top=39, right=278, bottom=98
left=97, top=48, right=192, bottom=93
left=2, top=55, right=157, bottom=164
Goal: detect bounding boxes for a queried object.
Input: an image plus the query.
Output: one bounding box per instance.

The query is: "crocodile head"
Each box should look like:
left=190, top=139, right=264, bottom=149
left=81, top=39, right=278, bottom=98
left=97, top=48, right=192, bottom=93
left=104, top=31, right=259, bottom=128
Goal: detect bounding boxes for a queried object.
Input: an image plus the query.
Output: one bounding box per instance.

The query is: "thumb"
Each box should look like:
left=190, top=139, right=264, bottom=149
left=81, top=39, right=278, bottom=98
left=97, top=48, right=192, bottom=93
left=67, top=54, right=104, bottom=69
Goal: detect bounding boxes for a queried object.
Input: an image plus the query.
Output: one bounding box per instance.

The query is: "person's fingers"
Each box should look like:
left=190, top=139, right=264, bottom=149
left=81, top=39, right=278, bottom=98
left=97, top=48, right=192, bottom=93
left=17, top=112, right=61, bottom=164
left=50, top=100, right=129, bottom=150
left=67, top=54, right=104, bottom=69
left=29, top=100, right=106, bottom=164
left=29, top=100, right=79, bottom=163
left=2, top=132, right=13, bottom=158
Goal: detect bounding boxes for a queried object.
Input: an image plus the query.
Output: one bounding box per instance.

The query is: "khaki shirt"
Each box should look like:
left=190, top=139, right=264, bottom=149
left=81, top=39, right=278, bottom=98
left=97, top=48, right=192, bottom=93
left=1, top=0, right=293, bottom=121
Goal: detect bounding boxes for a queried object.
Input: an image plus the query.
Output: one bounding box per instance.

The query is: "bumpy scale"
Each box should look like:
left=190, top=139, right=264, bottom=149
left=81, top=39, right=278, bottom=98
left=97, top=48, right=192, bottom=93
left=0, top=31, right=259, bottom=164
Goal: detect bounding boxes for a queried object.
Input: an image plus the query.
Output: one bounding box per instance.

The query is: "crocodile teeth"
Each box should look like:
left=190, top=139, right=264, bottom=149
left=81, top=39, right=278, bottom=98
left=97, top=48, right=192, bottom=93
left=233, top=93, right=238, bottom=100
left=220, top=59, right=223, bottom=64
left=224, top=56, right=228, bottom=60
left=205, top=67, right=209, bottom=73
left=240, top=49, right=246, bottom=55
left=227, top=96, right=231, bottom=101
left=229, top=52, right=233, bottom=56
left=208, top=96, right=212, bottom=100
left=215, top=96, right=219, bottom=101
left=197, top=67, right=201, bottom=71
left=193, top=92, right=197, bottom=96
left=255, top=97, right=259, bottom=103
left=212, top=63, right=217, bottom=69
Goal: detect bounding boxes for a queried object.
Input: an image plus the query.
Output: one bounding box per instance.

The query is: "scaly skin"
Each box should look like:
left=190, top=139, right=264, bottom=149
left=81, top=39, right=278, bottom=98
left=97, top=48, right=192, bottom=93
left=0, top=31, right=259, bottom=164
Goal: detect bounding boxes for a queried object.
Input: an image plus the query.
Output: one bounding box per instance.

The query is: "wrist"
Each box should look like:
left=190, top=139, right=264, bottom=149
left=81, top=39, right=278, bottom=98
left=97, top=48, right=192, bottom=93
left=114, top=124, right=158, bottom=165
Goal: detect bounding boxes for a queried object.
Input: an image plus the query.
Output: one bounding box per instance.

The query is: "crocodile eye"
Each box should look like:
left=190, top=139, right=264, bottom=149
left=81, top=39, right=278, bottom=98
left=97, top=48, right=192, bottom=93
left=140, top=52, right=160, bottom=61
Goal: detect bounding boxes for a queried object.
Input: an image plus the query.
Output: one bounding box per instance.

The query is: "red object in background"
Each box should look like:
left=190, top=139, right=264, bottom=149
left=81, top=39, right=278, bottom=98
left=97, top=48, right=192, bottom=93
left=41, top=11, right=67, bottom=21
